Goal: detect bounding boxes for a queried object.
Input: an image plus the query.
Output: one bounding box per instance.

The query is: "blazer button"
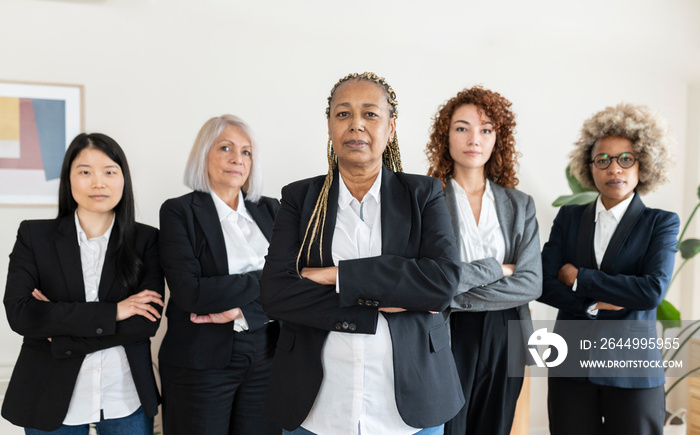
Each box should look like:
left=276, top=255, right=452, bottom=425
left=342, top=321, right=349, bottom=330
left=372, top=301, right=379, bottom=307
left=349, top=323, right=356, bottom=331
left=365, top=300, right=373, bottom=307
left=357, top=298, right=365, bottom=305
left=65, top=351, right=72, bottom=356
left=96, top=328, right=103, bottom=335
left=335, top=322, right=342, bottom=330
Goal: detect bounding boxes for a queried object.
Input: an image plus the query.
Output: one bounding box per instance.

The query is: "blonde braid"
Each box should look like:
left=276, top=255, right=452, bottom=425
left=297, top=72, right=401, bottom=274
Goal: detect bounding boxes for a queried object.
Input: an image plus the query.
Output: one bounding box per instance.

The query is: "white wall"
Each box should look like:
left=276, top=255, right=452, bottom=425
left=1, top=0, right=700, bottom=432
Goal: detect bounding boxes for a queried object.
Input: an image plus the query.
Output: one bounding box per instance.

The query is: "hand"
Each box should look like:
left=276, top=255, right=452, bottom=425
left=116, top=290, right=164, bottom=322
left=501, top=264, right=515, bottom=277
left=557, top=263, right=578, bottom=287
left=378, top=307, right=407, bottom=313
left=301, top=266, right=338, bottom=285
left=595, top=302, right=624, bottom=311
left=190, top=308, right=242, bottom=324
left=32, top=288, right=50, bottom=302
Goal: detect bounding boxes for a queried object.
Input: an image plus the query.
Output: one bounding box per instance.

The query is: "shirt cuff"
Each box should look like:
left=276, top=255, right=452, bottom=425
left=233, top=314, right=249, bottom=332
left=586, top=304, right=599, bottom=317
left=571, top=278, right=578, bottom=292
left=335, top=269, right=340, bottom=294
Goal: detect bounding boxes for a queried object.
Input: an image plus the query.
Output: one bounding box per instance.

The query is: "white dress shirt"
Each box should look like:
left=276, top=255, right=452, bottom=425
left=451, top=179, right=506, bottom=265
left=211, top=192, right=270, bottom=332
left=301, top=173, right=417, bottom=435
left=573, top=194, right=635, bottom=316
left=63, top=213, right=141, bottom=425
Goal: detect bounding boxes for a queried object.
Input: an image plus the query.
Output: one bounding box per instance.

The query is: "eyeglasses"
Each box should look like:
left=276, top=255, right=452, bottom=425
left=589, top=152, right=637, bottom=170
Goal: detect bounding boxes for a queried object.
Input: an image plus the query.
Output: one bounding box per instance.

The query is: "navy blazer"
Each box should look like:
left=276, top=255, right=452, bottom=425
left=260, top=167, right=465, bottom=430
left=158, top=191, right=279, bottom=370
left=539, top=194, right=679, bottom=388
left=2, top=217, right=163, bottom=431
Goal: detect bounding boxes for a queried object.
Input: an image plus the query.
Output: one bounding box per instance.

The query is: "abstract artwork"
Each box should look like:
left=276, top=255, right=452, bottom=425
left=0, top=81, right=83, bottom=205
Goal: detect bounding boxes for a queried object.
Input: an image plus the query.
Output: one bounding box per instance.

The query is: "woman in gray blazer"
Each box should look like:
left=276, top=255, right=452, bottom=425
left=426, top=86, right=542, bottom=435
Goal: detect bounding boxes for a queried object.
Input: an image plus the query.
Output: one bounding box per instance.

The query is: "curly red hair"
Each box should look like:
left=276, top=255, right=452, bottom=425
left=426, top=86, right=519, bottom=188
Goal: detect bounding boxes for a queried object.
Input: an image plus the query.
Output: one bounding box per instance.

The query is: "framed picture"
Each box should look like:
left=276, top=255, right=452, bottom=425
left=0, top=80, right=84, bottom=205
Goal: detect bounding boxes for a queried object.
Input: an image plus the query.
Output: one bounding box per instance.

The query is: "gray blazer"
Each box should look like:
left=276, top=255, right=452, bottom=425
left=444, top=179, right=542, bottom=351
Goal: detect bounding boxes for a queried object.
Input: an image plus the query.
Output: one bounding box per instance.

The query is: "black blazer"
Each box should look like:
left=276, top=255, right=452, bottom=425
left=2, top=217, right=163, bottom=431
left=539, top=194, right=679, bottom=388
left=158, top=191, right=279, bottom=369
left=260, top=167, right=465, bottom=430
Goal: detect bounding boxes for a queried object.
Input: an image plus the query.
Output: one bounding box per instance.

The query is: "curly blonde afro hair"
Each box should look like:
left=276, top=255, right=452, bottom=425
left=569, top=103, right=675, bottom=195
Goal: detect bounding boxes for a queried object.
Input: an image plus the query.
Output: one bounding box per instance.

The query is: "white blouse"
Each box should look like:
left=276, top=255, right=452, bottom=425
left=451, top=178, right=506, bottom=265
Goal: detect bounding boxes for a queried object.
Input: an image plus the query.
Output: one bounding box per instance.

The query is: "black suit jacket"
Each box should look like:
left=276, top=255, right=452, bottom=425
left=260, top=167, right=465, bottom=430
left=2, top=217, right=163, bottom=431
left=158, top=191, right=279, bottom=369
left=539, top=194, right=679, bottom=388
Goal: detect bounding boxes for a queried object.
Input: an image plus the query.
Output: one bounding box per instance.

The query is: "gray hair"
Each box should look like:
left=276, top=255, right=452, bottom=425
left=184, top=114, right=263, bottom=202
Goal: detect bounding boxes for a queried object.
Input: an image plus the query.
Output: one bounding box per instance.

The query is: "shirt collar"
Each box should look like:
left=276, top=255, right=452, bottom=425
left=210, top=191, right=253, bottom=224
left=594, top=193, right=635, bottom=223
left=450, top=178, right=494, bottom=202
left=337, top=171, right=382, bottom=210
left=74, top=212, right=115, bottom=246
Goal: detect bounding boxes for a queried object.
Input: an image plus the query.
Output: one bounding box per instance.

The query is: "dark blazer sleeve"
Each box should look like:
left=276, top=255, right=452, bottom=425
left=5, top=221, right=118, bottom=338
left=260, top=182, right=379, bottom=334
left=336, top=177, right=460, bottom=312
left=50, top=225, right=164, bottom=359
left=575, top=211, right=679, bottom=310
left=159, top=196, right=264, bottom=314
left=539, top=206, right=597, bottom=315
left=454, top=193, right=542, bottom=311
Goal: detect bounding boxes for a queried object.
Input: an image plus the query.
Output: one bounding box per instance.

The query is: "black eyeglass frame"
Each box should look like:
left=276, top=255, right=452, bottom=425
left=589, top=152, right=638, bottom=170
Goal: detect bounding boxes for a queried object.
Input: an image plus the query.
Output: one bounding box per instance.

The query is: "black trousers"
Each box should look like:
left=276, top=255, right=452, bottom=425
left=444, top=309, right=524, bottom=435
left=548, top=377, right=664, bottom=435
left=160, top=322, right=280, bottom=435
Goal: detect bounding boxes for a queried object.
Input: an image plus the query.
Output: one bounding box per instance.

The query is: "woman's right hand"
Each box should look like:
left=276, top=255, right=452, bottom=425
left=501, top=264, right=515, bottom=277
left=116, top=290, right=164, bottom=322
left=594, top=302, right=624, bottom=311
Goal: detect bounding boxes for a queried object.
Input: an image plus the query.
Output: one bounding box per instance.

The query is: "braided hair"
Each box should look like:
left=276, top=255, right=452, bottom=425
left=297, top=72, right=402, bottom=271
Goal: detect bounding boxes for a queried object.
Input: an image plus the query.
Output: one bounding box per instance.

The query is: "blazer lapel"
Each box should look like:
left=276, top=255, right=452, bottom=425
left=192, top=191, right=229, bottom=276
left=491, top=181, right=514, bottom=262
left=381, top=167, right=410, bottom=256
left=98, top=226, right=119, bottom=302
left=577, top=201, right=598, bottom=269
left=600, top=193, right=645, bottom=272
left=245, top=196, right=274, bottom=241
left=443, top=180, right=461, bottom=245
left=55, top=216, right=86, bottom=302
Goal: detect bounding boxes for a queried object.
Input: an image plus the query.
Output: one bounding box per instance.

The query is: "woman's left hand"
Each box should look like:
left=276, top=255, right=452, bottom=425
left=32, top=288, right=50, bottom=302
left=557, top=263, right=579, bottom=287
left=301, top=267, right=338, bottom=285
left=190, top=308, right=242, bottom=324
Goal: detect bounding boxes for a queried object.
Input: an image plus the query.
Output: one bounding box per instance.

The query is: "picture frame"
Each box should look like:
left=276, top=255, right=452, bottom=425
left=0, top=80, right=84, bottom=205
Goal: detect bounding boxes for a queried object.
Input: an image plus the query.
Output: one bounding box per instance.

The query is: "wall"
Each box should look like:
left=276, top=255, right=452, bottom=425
left=1, top=0, right=700, bottom=432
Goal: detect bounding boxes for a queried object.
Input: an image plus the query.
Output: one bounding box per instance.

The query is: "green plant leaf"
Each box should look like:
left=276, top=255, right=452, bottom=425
left=552, top=192, right=599, bottom=207
left=565, top=166, right=593, bottom=194
left=657, top=299, right=681, bottom=328
left=679, top=239, right=700, bottom=260
left=697, top=184, right=700, bottom=200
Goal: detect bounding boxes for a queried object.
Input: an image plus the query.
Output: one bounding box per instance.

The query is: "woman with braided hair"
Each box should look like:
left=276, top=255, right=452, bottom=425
left=260, top=72, right=464, bottom=434
left=426, top=87, right=542, bottom=435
